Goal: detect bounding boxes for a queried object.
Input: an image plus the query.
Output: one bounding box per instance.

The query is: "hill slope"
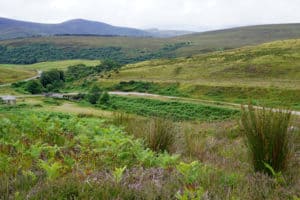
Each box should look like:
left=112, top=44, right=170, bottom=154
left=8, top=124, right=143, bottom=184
left=0, top=17, right=152, bottom=39
left=171, top=23, right=300, bottom=55
left=111, top=39, right=300, bottom=86
left=103, top=39, right=300, bottom=109
left=1, top=23, right=300, bottom=64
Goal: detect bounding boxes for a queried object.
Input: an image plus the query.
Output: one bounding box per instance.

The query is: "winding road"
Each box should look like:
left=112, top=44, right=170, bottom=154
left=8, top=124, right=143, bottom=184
left=0, top=72, right=299, bottom=116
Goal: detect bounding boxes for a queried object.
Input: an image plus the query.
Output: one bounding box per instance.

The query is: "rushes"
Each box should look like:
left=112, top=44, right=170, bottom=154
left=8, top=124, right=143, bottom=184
left=112, top=113, right=177, bottom=153
left=240, top=105, right=293, bottom=175
left=147, top=118, right=177, bottom=153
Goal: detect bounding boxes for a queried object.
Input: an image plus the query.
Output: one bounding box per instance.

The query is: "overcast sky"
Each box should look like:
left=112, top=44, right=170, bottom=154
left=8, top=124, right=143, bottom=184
left=1, top=0, right=300, bottom=31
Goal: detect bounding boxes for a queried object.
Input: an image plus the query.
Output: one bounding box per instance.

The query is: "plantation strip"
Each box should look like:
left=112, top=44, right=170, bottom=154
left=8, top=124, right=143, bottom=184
left=105, top=95, right=239, bottom=121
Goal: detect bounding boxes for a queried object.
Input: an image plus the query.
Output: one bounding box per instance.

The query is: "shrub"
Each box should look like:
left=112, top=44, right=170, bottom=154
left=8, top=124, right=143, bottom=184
left=65, top=64, right=95, bottom=81
left=40, top=69, right=65, bottom=88
left=240, top=105, right=293, bottom=175
left=87, top=85, right=101, bottom=104
left=26, top=80, right=43, bottom=94
left=99, top=91, right=110, bottom=105
left=147, top=118, right=177, bottom=153
left=95, top=59, right=121, bottom=73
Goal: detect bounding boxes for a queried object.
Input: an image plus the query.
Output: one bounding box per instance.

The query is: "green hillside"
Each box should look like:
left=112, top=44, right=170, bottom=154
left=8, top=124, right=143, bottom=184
left=105, top=39, right=300, bottom=108
left=1, top=23, right=300, bottom=64
left=111, top=39, right=300, bottom=86
left=171, top=23, right=300, bottom=55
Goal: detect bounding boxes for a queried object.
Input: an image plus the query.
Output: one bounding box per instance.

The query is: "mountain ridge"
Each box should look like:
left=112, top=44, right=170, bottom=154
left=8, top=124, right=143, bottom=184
left=0, top=17, right=195, bottom=40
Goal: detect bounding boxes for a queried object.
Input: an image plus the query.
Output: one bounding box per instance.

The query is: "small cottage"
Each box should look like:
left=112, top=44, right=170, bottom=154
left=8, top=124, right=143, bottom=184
left=0, top=96, right=16, bottom=105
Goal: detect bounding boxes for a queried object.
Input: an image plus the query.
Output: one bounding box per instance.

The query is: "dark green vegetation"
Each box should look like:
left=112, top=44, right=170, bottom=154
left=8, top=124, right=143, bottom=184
left=87, top=85, right=101, bottom=104
left=12, top=69, right=66, bottom=93
left=25, top=80, right=43, bottom=94
left=11, top=61, right=121, bottom=94
left=40, top=69, right=65, bottom=90
left=102, top=95, right=238, bottom=121
left=241, top=105, right=293, bottom=175
left=65, top=60, right=121, bottom=82
left=0, top=42, right=189, bottom=64
left=111, top=81, right=185, bottom=97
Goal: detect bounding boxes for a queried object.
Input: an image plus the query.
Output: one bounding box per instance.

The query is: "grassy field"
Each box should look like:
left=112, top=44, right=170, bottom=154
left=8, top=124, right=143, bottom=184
left=0, top=59, right=100, bottom=71
left=0, top=67, right=36, bottom=84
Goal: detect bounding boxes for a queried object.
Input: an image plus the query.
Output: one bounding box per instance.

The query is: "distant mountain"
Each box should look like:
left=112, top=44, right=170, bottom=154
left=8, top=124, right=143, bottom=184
left=0, top=18, right=154, bottom=40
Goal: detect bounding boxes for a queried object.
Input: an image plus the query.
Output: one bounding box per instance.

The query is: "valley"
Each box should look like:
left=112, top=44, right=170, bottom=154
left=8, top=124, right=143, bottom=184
left=0, top=20, right=299, bottom=199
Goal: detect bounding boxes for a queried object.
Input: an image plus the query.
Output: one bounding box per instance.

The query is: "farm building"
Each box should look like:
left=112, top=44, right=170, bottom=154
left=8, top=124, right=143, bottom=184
left=0, top=96, right=16, bottom=105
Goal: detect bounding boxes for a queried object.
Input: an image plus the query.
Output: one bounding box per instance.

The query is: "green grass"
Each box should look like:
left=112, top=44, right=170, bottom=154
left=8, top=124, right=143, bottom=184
left=103, top=95, right=239, bottom=121
left=0, top=59, right=100, bottom=71
left=111, top=39, right=300, bottom=86
left=0, top=67, right=36, bottom=84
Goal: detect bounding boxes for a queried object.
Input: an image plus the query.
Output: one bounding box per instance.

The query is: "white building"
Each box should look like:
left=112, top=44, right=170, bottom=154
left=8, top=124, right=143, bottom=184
left=0, top=96, right=16, bottom=105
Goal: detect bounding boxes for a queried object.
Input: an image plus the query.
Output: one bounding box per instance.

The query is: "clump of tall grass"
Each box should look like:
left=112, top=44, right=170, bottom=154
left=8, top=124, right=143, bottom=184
left=111, top=112, right=132, bottom=127
left=147, top=118, right=177, bottom=153
left=183, top=131, right=205, bottom=159
left=240, top=105, right=293, bottom=175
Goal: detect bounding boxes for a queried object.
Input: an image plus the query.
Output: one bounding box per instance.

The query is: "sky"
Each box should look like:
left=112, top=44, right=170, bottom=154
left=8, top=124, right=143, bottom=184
left=1, top=0, right=300, bottom=31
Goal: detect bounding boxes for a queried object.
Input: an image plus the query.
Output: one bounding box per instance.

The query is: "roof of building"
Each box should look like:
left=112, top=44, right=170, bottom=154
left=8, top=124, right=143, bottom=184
left=1, top=95, right=16, bottom=100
